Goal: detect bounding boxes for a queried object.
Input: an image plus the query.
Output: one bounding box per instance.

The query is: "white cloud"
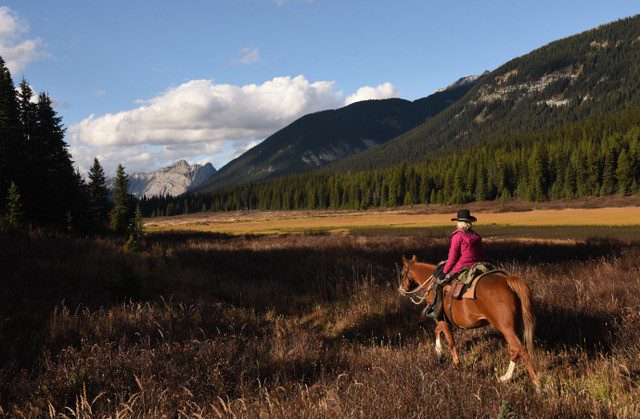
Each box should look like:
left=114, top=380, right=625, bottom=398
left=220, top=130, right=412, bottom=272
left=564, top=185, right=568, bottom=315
left=93, top=88, right=107, bottom=97
left=233, top=47, right=261, bottom=65
left=69, top=75, right=346, bottom=175
left=344, top=82, right=400, bottom=105
left=0, top=6, right=43, bottom=74
left=70, top=75, right=343, bottom=148
left=69, top=75, right=401, bottom=177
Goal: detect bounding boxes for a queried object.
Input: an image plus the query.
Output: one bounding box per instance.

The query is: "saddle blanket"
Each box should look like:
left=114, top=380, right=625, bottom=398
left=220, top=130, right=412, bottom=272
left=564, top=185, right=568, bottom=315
left=444, top=264, right=508, bottom=300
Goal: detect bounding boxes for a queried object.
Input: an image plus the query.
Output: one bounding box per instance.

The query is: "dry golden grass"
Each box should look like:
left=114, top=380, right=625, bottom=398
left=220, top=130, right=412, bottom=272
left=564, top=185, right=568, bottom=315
left=1, top=227, right=639, bottom=417
left=146, top=205, right=640, bottom=235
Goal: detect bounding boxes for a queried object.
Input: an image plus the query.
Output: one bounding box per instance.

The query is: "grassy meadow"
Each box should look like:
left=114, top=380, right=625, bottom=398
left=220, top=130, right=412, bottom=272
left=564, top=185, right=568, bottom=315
left=1, top=220, right=639, bottom=417
left=145, top=201, right=640, bottom=240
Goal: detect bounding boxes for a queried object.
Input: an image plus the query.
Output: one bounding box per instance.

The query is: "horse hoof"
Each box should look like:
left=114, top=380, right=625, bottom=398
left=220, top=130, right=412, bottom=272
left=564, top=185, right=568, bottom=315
left=533, top=378, right=541, bottom=392
left=437, top=355, right=445, bottom=364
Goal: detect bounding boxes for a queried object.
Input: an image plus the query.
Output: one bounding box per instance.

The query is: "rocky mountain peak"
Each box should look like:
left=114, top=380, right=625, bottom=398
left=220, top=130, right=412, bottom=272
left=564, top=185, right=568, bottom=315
left=108, top=160, right=217, bottom=198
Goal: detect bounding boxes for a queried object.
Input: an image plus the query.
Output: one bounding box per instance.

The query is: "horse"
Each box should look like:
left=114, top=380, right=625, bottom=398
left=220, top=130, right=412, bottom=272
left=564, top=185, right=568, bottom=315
left=398, top=255, right=539, bottom=385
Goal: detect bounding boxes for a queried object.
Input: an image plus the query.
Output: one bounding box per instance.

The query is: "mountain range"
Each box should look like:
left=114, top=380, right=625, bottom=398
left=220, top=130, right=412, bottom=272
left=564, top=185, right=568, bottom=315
left=195, top=75, right=481, bottom=191
left=144, top=14, right=640, bottom=210
left=109, top=160, right=216, bottom=198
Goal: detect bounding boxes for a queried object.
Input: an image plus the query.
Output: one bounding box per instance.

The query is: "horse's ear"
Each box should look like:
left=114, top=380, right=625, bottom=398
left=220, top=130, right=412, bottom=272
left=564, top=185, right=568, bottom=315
left=402, top=255, right=408, bottom=265
left=412, top=255, right=418, bottom=262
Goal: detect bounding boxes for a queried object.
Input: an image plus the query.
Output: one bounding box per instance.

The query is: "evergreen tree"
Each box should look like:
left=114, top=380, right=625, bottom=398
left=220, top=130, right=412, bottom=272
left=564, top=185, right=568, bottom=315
left=34, top=92, right=78, bottom=226
left=18, top=78, right=37, bottom=142
left=17, top=78, right=39, bottom=219
left=4, top=181, right=23, bottom=227
left=124, top=205, right=145, bottom=252
left=616, top=149, right=632, bottom=195
left=600, top=142, right=617, bottom=196
left=0, top=57, right=20, bottom=206
left=110, top=164, right=134, bottom=233
left=87, top=158, right=111, bottom=230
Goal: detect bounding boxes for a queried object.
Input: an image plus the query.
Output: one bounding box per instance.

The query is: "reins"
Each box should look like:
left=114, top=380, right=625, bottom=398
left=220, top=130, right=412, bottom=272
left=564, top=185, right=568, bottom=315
left=401, top=268, right=435, bottom=305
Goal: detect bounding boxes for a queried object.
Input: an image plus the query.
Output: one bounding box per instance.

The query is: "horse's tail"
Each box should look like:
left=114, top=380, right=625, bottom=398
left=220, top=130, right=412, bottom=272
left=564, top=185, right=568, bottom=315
left=506, top=275, right=536, bottom=365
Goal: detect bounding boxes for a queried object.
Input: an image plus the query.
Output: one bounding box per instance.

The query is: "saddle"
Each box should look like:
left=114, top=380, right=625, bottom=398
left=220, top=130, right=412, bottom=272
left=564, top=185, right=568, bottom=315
left=443, top=262, right=508, bottom=300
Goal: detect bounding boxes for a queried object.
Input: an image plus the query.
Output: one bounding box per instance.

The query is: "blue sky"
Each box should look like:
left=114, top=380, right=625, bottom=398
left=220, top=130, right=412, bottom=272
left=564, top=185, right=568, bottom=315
left=2, top=0, right=640, bottom=175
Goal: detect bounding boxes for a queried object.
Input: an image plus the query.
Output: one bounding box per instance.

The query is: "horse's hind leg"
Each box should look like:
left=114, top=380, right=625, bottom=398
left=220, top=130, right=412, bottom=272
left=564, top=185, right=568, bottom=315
left=499, top=328, right=537, bottom=384
left=439, top=321, right=459, bottom=365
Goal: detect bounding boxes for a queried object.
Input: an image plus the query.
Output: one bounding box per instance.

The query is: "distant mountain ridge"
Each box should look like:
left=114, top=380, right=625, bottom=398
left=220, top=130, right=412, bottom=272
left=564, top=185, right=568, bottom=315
left=195, top=77, right=481, bottom=191
left=109, top=160, right=216, bottom=198
left=326, top=15, right=640, bottom=172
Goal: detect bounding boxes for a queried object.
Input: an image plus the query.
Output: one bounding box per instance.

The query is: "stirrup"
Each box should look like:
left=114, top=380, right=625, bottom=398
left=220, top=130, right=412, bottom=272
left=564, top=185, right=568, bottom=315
left=422, top=300, right=442, bottom=319
left=421, top=304, right=435, bottom=318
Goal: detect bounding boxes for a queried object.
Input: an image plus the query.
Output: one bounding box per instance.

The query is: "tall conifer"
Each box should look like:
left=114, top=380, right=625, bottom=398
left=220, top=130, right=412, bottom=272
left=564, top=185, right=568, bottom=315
left=5, top=181, right=23, bottom=227
left=110, top=164, right=133, bottom=233
left=88, top=158, right=111, bottom=230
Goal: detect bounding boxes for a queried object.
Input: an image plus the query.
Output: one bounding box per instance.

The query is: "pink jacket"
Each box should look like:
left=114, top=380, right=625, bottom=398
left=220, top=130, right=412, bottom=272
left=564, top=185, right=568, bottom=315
left=443, top=229, right=483, bottom=275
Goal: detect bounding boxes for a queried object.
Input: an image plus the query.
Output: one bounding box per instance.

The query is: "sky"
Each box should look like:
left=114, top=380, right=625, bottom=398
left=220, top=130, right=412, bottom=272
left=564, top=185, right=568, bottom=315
left=2, top=0, right=640, bottom=176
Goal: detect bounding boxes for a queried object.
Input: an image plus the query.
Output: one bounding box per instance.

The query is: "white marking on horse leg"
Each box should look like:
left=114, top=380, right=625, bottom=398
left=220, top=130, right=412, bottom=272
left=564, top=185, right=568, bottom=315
left=498, top=361, right=516, bottom=382
left=435, top=338, right=442, bottom=356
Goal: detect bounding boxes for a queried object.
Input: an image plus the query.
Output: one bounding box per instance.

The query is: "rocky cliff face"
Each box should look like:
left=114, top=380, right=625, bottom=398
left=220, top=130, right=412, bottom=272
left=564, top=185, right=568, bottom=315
left=110, top=160, right=217, bottom=198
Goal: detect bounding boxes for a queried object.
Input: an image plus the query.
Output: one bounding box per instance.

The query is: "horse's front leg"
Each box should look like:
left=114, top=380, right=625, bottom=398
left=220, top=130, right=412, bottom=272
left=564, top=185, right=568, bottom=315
left=434, top=324, right=444, bottom=363
left=438, top=321, right=459, bottom=365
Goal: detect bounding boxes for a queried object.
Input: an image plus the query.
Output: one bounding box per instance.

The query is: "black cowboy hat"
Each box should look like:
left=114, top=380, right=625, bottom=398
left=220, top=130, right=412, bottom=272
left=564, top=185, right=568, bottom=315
left=451, top=209, right=477, bottom=222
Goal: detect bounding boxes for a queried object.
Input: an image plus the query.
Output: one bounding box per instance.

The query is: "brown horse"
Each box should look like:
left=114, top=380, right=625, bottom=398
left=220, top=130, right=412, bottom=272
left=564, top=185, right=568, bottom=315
left=398, top=255, right=538, bottom=385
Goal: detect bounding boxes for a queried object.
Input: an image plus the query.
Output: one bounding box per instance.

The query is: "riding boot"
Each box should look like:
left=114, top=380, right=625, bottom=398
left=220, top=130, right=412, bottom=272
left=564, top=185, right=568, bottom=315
left=422, top=285, right=443, bottom=319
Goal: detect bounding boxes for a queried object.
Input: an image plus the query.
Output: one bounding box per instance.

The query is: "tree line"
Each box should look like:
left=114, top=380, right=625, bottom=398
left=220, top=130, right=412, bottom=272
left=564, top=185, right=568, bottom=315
left=0, top=56, right=143, bottom=246
left=141, top=108, right=640, bottom=216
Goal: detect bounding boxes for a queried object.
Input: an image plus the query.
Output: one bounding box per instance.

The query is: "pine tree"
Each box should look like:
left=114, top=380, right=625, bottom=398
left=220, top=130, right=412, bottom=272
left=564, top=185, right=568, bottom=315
left=124, top=205, right=145, bottom=252
left=528, top=143, right=549, bottom=201
left=600, top=142, right=616, bottom=196
left=0, top=57, right=20, bottom=207
left=4, top=181, right=23, bottom=227
left=17, top=78, right=39, bottom=219
left=110, top=164, right=134, bottom=233
left=35, top=92, right=78, bottom=226
left=616, top=149, right=632, bottom=195
left=18, top=78, right=37, bottom=143
left=88, top=158, right=111, bottom=231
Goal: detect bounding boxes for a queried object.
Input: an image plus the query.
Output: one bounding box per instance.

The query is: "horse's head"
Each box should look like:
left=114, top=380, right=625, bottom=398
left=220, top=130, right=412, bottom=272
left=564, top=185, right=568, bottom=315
left=398, top=254, right=419, bottom=295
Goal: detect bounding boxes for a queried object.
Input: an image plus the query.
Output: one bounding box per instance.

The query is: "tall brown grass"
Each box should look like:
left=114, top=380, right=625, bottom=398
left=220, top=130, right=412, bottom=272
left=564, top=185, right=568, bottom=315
left=1, top=228, right=638, bottom=417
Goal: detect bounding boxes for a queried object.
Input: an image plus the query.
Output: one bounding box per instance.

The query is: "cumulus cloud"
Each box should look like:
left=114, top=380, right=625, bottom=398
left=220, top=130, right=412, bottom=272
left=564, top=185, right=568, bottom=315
left=69, top=75, right=400, bottom=177
left=344, top=82, right=400, bottom=105
left=69, top=75, right=346, bottom=175
left=0, top=6, right=43, bottom=74
left=70, top=75, right=343, bottom=148
left=233, top=47, right=261, bottom=65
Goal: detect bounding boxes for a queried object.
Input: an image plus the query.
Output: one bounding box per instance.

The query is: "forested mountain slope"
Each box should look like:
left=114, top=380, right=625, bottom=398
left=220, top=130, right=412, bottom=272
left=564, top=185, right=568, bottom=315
left=327, top=14, right=640, bottom=172
left=196, top=79, right=477, bottom=190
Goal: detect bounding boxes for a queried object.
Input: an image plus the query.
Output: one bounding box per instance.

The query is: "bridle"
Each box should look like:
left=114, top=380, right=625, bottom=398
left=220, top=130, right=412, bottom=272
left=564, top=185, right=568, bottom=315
left=399, top=264, right=436, bottom=305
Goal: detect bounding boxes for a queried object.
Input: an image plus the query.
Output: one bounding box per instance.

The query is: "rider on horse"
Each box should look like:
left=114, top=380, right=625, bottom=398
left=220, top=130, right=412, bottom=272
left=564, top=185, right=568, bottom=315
left=424, top=209, right=483, bottom=319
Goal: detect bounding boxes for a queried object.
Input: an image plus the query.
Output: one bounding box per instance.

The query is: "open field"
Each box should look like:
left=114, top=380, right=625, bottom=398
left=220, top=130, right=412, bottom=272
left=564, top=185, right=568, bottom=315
left=1, top=227, right=639, bottom=417
left=146, top=200, right=640, bottom=239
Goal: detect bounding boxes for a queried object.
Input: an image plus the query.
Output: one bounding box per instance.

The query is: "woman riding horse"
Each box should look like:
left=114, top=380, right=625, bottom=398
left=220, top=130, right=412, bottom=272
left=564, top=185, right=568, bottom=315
left=398, top=210, right=539, bottom=385
left=424, top=209, right=483, bottom=319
